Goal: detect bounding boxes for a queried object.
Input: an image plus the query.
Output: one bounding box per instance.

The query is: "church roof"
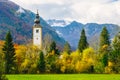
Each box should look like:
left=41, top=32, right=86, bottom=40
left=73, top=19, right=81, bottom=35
left=33, top=10, right=42, bottom=28
left=34, top=10, right=40, bottom=24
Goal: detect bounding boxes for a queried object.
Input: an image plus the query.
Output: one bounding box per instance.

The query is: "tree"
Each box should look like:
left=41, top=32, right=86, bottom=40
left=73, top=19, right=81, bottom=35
left=48, top=41, right=59, bottom=55
left=0, top=53, right=8, bottom=80
left=2, top=31, right=16, bottom=74
left=78, top=29, right=89, bottom=52
left=109, top=32, right=120, bottom=73
left=37, top=51, right=45, bottom=73
left=98, top=27, right=110, bottom=72
left=19, top=44, right=39, bottom=74
left=99, top=27, right=110, bottom=66
left=99, top=27, right=110, bottom=50
left=46, top=41, right=60, bottom=73
left=112, top=32, right=120, bottom=51
left=63, top=42, right=71, bottom=54
left=0, top=73, right=8, bottom=80
left=82, top=47, right=95, bottom=73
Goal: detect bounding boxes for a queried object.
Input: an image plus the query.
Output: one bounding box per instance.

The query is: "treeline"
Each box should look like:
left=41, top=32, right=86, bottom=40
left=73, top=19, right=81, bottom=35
left=0, top=27, right=120, bottom=74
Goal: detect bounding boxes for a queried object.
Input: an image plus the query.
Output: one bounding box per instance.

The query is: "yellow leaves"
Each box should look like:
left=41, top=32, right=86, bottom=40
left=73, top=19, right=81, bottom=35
left=48, top=50, right=56, bottom=56
left=51, top=50, right=55, bottom=55
left=57, top=48, right=96, bottom=73
left=61, top=66, right=66, bottom=73
left=15, top=45, right=27, bottom=62
left=0, top=40, right=4, bottom=46
left=70, top=50, right=81, bottom=64
left=70, top=50, right=80, bottom=59
left=82, top=47, right=95, bottom=62
left=75, top=61, right=81, bottom=72
left=16, top=50, right=22, bottom=56
left=14, top=44, right=39, bottom=73
left=101, top=45, right=109, bottom=51
left=108, top=61, right=113, bottom=67
left=105, top=61, right=114, bottom=73
left=105, top=66, right=113, bottom=73
left=75, top=61, right=90, bottom=73
left=74, top=47, right=95, bottom=73
left=62, top=52, right=69, bottom=57
left=31, top=63, right=37, bottom=69
left=32, top=45, right=40, bottom=52
left=21, top=59, right=30, bottom=68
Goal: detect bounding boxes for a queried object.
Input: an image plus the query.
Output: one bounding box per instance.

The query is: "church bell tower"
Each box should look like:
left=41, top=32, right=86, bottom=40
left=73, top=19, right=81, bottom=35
left=33, top=10, right=42, bottom=49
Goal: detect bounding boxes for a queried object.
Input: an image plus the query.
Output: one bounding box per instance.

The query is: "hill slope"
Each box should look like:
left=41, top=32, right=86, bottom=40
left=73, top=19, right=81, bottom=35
left=0, top=0, right=65, bottom=46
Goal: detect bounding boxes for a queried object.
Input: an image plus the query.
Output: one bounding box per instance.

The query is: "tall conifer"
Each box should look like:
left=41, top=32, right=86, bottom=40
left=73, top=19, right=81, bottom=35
left=99, top=27, right=110, bottom=67
left=78, top=29, right=89, bottom=52
left=2, top=31, right=16, bottom=74
left=99, top=27, right=110, bottom=49
left=37, top=51, right=45, bottom=73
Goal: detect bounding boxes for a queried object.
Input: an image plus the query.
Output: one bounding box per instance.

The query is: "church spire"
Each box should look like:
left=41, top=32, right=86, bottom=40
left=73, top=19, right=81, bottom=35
left=34, top=10, right=40, bottom=24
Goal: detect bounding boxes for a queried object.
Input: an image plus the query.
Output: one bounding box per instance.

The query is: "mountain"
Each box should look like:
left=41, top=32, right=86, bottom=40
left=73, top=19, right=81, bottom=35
left=0, top=0, right=65, bottom=46
left=47, top=19, right=120, bottom=49
left=54, top=21, right=84, bottom=49
left=47, top=19, right=71, bottom=27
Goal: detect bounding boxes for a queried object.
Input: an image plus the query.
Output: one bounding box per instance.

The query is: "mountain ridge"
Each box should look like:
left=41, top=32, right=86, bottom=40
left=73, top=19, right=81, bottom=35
left=47, top=19, right=120, bottom=49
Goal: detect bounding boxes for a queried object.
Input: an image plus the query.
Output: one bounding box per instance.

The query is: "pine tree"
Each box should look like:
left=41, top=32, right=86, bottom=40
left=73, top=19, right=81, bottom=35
left=99, top=27, right=110, bottom=50
left=78, top=29, right=89, bottom=52
left=63, top=42, right=71, bottom=54
left=99, top=27, right=110, bottom=68
left=37, top=51, right=45, bottom=73
left=112, top=32, right=120, bottom=51
left=109, top=32, right=120, bottom=73
left=49, top=41, right=59, bottom=55
left=2, top=31, right=16, bottom=74
left=49, top=41, right=56, bottom=52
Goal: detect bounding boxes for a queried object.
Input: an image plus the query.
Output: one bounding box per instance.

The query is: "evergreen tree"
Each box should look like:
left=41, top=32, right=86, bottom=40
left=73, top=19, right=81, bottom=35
left=49, top=41, right=56, bottom=52
left=112, top=32, right=120, bottom=51
left=63, top=42, right=71, bottom=54
left=49, top=41, right=59, bottom=55
left=99, top=27, right=110, bottom=50
left=109, top=32, right=120, bottom=73
left=101, top=52, right=108, bottom=67
left=78, top=29, right=89, bottom=52
left=99, top=27, right=110, bottom=68
left=2, top=31, right=16, bottom=74
left=37, top=51, right=45, bottom=73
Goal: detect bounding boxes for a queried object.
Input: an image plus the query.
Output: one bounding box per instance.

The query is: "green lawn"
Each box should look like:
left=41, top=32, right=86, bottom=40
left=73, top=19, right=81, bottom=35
left=7, top=74, right=120, bottom=80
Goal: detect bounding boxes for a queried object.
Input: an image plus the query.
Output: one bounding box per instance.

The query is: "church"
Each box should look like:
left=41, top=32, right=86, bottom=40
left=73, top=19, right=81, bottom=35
left=33, top=11, right=42, bottom=49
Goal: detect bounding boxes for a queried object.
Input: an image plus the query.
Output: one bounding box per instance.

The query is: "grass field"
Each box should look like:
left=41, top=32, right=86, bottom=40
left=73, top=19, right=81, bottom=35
left=7, top=74, right=120, bottom=80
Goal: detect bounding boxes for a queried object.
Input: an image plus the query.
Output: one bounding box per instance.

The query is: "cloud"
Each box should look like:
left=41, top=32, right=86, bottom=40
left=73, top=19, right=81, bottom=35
left=10, top=0, right=120, bottom=25
left=31, top=3, right=73, bottom=19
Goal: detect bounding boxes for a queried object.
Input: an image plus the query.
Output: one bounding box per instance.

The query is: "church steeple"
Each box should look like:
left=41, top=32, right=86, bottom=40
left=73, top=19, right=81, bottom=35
left=33, top=10, right=42, bottom=49
left=34, top=10, right=40, bottom=24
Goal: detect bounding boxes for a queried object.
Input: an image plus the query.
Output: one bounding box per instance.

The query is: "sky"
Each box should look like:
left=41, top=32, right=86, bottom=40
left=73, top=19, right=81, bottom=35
left=10, top=0, right=120, bottom=25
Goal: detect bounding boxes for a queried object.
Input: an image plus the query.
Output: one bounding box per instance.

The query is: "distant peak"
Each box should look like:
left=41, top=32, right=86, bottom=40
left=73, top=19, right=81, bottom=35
left=70, top=21, right=82, bottom=25
left=47, top=19, right=71, bottom=27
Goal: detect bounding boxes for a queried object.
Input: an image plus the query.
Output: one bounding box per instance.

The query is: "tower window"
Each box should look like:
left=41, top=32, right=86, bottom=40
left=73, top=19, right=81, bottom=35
left=36, top=29, right=39, bottom=33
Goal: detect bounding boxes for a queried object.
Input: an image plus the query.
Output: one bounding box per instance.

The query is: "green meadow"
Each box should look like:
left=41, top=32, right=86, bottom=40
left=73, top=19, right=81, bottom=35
left=7, top=74, right=120, bottom=80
